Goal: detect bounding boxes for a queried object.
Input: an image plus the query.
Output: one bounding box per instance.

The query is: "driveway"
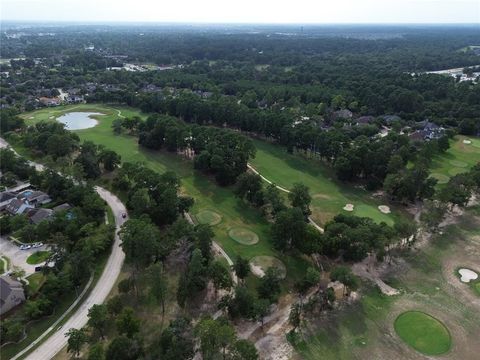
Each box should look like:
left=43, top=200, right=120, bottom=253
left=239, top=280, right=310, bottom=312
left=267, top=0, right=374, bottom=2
left=0, top=236, right=47, bottom=276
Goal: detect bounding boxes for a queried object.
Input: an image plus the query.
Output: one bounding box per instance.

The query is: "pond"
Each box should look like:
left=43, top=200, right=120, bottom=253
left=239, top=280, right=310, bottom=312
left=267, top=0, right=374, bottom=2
left=56, top=112, right=104, bottom=130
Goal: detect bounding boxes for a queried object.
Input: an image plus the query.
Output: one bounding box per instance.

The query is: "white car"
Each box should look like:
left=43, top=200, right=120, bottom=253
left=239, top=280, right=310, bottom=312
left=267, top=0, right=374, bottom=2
left=32, top=242, right=44, bottom=248
left=19, top=244, right=31, bottom=250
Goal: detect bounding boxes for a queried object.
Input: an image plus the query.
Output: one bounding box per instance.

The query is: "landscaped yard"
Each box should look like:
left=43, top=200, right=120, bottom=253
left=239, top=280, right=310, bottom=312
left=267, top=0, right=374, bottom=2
left=430, top=135, right=480, bottom=185
left=250, top=139, right=404, bottom=226
left=26, top=251, right=50, bottom=265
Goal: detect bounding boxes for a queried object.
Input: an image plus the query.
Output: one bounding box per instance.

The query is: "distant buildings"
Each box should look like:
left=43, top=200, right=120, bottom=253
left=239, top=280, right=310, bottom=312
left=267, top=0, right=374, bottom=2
left=38, top=97, right=61, bottom=107
left=409, top=121, right=445, bottom=141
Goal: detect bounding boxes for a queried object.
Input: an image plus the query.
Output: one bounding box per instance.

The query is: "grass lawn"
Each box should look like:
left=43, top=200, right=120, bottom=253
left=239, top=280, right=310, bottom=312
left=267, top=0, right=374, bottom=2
left=250, top=139, right=405, bottom=226
left=26, top=251, right=50, bottom=265
left=0, top=256, right=10, bottom=274
left=394, top=311, right=451, bottom=355
left=26, top=272, right=46, bottom=294
left=21, top=104, right=310, bottom=286
left=430, top=135, right=480, bottom=185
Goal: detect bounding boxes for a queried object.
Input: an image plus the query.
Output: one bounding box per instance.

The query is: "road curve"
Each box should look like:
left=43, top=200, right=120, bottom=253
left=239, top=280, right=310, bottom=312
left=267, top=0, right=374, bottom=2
left=18, top=187, right=127, bottom=360
left=1, top=137, right=127, bottom=360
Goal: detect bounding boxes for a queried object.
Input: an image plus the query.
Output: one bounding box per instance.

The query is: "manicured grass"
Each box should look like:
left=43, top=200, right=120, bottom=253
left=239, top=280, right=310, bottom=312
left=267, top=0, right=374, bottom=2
left=21, top=105, right=310, bottom=287
left=394, top=311, right=451, bottom=355
left=228, top=227, right=259, bottom=245
left=474, top=281, right=480, bottom=296
left=26, top=251, right=50, bottom=265
left=26, top=272, right=46, bottom=294
left=195, top=209, right=222, bottom=226
left=0, top=256, right=9, bottom=274
left=430, top=135, right=480, bottom=185
left=250, top=139, right=404, bottom=226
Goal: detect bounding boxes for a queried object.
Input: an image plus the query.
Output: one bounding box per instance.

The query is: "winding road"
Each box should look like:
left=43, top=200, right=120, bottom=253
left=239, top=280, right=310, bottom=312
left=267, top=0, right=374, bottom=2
left=1, top=138, right=127, bottom=360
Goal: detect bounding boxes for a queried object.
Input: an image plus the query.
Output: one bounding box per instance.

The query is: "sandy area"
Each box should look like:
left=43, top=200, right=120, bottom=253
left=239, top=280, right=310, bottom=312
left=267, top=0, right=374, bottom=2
left=458, top=268, right=478, bottom=283
left=378, top=205, right=391, bottom=214
left=343, top=203, right=354, bottom=211
left=463, top=139, right=472, bottom=144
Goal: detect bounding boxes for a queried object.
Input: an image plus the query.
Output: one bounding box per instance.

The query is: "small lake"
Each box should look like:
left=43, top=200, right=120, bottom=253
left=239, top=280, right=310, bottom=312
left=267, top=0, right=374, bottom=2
left=57, top=112, right=104, bottom=130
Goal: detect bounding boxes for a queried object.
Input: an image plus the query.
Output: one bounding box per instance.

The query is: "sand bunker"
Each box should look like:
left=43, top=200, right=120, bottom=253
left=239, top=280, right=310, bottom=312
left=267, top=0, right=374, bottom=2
left=458, top=268, right=478, bottom=283
left=463, top=139, right=472, bottom=144
left=249, top=256, right=287, bottom=279
left=343, top=203, right=354, bottom=211
left=378, top=205, right=391, bottom=214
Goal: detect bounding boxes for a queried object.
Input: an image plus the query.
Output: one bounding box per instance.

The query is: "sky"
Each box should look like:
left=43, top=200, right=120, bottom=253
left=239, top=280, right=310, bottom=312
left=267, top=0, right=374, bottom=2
left=1, top=0, right=479, bottom=24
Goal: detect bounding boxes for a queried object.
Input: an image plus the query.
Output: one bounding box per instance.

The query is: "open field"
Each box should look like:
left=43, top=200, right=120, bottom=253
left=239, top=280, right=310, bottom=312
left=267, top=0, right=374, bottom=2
left=250, top=139, right=405, bottom=226
left=430, top=135, right=480, bottom=184
left=21, top=104, right=310, bottom=287
left=296, top=206, right=480, bottom=359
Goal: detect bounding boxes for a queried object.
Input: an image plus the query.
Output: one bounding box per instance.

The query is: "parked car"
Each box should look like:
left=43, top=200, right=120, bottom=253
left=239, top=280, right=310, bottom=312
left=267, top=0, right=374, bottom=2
left=32, top=242, right=44, bottom=248
left=19, top=244, right=31, bottom=250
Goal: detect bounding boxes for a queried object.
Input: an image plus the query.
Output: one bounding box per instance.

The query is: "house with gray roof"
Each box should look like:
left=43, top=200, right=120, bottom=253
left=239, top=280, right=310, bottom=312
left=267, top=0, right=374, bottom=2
left=0, top=191, right=16, bottom=210
left=0, top=275, right=25, bottom=315
left=29, top=208, right=54, bottom=225
left=5, top=198, right=34, bottom=215
left=17, top=190, right=51, bottom=207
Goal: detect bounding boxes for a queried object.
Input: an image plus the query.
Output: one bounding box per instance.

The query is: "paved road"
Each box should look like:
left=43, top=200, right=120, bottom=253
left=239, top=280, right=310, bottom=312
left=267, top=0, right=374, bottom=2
left=15, top=187, right=127, bottom=360
left=1, top=137, right=128, bottom=360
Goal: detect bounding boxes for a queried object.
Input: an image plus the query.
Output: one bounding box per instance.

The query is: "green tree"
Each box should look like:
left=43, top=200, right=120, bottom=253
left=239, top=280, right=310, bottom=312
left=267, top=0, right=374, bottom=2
left=230, top=339, right=259, bottom=360
left=288, top=183, right=312, bottom=218
left=65, top=328, right=88, bottom=359
left=233, top=255, right=250, bottom=283
left=116, top=307, right=140, bottom=339
left=147, top=263, right=167, bottom=325
left=257, top=267, right=282, bottom=303
left=209, top=260, right=233, bottom=295
left=88, top=342, right=105, bottom=360
left=330, top=266, right=359, bottom=295
left=87, top=304, right=108, bottom=339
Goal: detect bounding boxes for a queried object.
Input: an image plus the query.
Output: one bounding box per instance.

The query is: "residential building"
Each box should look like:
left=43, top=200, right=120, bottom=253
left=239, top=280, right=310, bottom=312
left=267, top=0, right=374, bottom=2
left=29, top=208, right=54, bottom=225
left=38, top=97, right=61, bottom=107
left=17, top=190, right=52, bottom=206
left=0, top=191, right=16, bottom=210
left=5, top=198, right=34, bottom=215
left=0, top=275, right=25, bottom=315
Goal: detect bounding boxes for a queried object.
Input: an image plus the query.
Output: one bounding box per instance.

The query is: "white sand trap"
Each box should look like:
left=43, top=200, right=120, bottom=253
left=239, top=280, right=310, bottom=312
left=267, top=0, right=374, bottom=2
left=28, top=116, right=34, bottom=119
left=378, top=205, right=391, bottom=214
left=463, top=139, right=472, bottom=144
left=458, top=268, right=478, bottom=283
left=343, top=203, right=354, bottom=211
left=49, top=116, right=54, bottom=119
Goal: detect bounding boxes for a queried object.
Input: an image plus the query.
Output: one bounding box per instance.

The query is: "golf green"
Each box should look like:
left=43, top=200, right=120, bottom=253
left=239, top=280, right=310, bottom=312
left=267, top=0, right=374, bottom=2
left=196, top=209, right=222, bottom=226
left=228, top=227, right=259, bottom=245
left=430, top=173, right=450, bottom=184
left=394, top=311, right=451, bottom=355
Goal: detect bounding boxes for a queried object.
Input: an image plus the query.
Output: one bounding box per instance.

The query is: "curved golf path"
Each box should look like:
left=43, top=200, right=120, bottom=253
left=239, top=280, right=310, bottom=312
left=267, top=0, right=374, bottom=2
left=247, top=164, right=324, bottom=232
